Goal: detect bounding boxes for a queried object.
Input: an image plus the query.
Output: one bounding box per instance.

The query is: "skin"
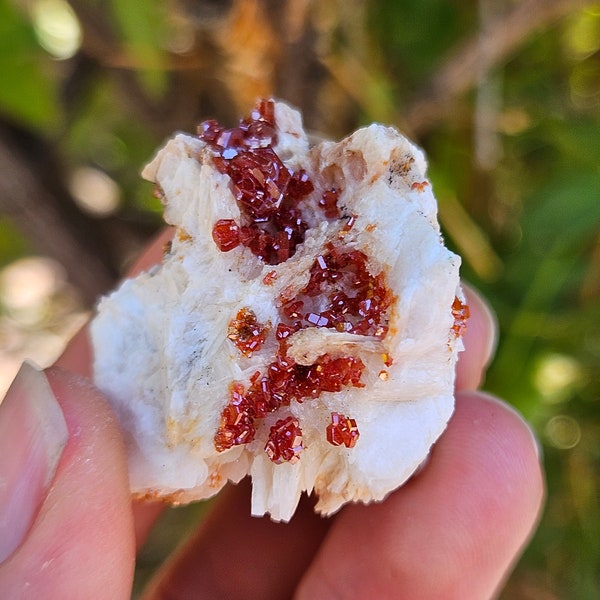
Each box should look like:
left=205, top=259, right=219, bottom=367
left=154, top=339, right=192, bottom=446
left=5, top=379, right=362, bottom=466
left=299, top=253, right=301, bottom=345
left=0, top=228, right=545, bottom=599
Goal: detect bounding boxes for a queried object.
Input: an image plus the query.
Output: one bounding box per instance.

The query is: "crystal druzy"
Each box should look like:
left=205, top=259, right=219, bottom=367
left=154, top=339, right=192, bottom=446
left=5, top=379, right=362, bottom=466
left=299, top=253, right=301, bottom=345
left=91, top=99, right=466, bottom=521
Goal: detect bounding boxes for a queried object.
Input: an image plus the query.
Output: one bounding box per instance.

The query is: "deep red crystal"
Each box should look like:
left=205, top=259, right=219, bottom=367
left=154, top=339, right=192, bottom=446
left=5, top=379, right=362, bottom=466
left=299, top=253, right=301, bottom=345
left=287, top=169, right=314, bottom=198
left=326, top=412, right=360, bottom=448
left=225, top=147, right=291, bottom=221
left=212, top=219, right=240, bottom=252
left=264, top=416, right=303, bottom=464
left=199, top=99, right=319, bottom=264
left=214, top=383, right=256, bottom=452
left=283, top=244, right=393, bottom=338
left=319, top=188, right=341, bottom=218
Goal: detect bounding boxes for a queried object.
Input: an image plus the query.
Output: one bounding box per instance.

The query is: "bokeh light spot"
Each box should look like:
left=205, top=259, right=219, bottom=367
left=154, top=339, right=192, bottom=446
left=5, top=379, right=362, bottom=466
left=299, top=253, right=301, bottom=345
left=545, top=415, right=581, bottom=450
left=32, top=0, right=82, bottom=60
left=533, top=353, right=585, bottom=403
left=69, top=167, right=121, bottom=217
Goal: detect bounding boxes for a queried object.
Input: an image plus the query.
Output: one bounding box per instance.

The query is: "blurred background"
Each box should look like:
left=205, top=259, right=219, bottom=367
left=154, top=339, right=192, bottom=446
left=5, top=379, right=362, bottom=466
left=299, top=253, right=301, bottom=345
left=0, top=0, right=598, bottom=597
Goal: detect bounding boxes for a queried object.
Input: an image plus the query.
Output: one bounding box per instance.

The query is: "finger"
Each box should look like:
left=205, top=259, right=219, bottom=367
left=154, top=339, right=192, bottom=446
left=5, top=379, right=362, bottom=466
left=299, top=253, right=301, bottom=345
left=54, top=228, right=174, bottom=546
left=295, top=392, right=544, bottom=600
left=0, top=364, right=135, bottom=599
left=127, top=227, right=174, bottom=277
left=455, top=284, right=498, bottom=391
left=141, top=479, right=331, bottom=600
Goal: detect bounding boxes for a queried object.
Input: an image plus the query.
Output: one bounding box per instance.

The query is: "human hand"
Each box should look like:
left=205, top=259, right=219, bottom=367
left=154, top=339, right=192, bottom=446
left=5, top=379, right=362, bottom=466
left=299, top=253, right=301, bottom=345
left=0, top=229, right=544, bottom=599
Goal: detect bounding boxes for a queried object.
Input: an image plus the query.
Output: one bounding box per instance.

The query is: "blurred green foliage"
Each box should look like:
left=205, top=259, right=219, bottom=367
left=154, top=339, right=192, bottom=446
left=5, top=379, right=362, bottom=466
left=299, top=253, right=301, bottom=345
left=0, top=0, right=599, bottom=597
left=0, top=0, right=61, bottom=129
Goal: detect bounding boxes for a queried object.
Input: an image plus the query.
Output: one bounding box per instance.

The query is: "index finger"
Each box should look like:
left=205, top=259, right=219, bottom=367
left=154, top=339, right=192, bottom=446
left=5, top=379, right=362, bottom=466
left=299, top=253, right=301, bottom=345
left=54, top=227, right=174, bottom=548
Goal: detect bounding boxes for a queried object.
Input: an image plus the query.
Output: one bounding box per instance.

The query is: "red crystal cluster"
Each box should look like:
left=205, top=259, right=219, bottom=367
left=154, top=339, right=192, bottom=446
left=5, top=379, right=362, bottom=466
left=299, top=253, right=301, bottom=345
left=327, top=412, right=360, bottom=448
left=207, top=101, right=395, bottom=464
left=214, top=347, right=365, bottom=453
left=451, top=296, right=470, bottom=337
left=227, top=308, right=266, bottom=357
left=214, top=382, right=255, bottom=451
left=264, top=417, right=303, bottom=464
left=200, top=99, right=316, bottom=265
left=282, top=243, right=393, bottom=338
left=319, top=188, right=341, bottom=218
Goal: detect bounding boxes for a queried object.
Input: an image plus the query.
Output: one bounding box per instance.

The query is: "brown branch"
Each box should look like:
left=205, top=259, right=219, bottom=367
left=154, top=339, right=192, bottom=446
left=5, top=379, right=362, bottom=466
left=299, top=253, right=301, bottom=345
left=406, top=0, right=597, bottom=136
left=266, top=0, right=329, bottom=131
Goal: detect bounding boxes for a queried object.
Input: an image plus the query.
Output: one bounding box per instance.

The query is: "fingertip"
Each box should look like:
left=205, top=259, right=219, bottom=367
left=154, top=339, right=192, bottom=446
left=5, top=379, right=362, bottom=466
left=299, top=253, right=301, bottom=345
left=0, top=367, right=135, bottom=599
left=296, top=391, right=544, bottom=600
left=127, top=227, right=174, bottom=277
left=142, top=481, right=330, bottom=600
left=456, top=390, right=543, bottom=463
left=54, top=326, right=93, bottom=378
left=452, top=390, right=545, bottom=526
left=455, top=283, right=498, bottom=391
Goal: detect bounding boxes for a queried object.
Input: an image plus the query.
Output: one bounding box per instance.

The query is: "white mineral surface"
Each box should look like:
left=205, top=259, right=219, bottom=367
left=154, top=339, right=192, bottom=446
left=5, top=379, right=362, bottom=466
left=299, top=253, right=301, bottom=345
left=91, top=100, right=463, bottom=521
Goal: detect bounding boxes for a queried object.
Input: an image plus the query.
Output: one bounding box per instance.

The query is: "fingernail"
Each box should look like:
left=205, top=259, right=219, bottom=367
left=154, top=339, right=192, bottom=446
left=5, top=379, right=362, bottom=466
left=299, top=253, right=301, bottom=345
left=0, top=361, right=69, bottom=563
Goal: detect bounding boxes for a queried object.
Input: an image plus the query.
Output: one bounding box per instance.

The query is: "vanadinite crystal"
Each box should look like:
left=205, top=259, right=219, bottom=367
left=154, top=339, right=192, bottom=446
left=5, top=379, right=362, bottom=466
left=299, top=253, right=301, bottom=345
left=451, top=296, right=470, bottom=337
left=283, top=243, right=393, bottom=338
left=214, top=383, right=256, bottom=452
left=227, top=308, right=266, bottom=357
left=214, top=350, right=365, bottom=454
left=212, top=219, right=240, bottom=252
left=319, top=188, right=341, bottom=218
left=199, top=99, right=318, bottom=265
left=210, top=100, right=393, bottom=463
left=326, top=412, right=360, bottom=448
left=264, top=416, right=303, bottom=464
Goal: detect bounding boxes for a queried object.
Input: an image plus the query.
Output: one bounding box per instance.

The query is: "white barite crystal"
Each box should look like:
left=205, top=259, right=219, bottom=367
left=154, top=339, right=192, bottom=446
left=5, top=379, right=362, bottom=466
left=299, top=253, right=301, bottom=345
left=91, top=101, right=464, bottom=521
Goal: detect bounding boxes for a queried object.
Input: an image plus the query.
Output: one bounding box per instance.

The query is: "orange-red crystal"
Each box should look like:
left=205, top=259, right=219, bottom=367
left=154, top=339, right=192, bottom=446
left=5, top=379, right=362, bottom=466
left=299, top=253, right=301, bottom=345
left=327, top=412, right=360, bottom=448
left=212, top=219, right=241, bottom=252
left=214, top=382, right=256, bottom=452
left=410, top=181, right=429, bottom=192
left=451, top=296, right=470, bottom=337
left=287, top=243, right=393, bottom=338
left=319, top=188, right=341, bottom=218
left=338, top=213, right=357, bottom=239
left=262, top=270, right=277, bottom=285
left=227, top=308, right=266, bottom=357
left=265, top=416, right=303, bottom=464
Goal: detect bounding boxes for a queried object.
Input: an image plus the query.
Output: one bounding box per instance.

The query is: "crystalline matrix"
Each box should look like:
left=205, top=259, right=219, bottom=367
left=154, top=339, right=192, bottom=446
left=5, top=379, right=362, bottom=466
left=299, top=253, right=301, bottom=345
left=91, top=99, right=466, bottom=522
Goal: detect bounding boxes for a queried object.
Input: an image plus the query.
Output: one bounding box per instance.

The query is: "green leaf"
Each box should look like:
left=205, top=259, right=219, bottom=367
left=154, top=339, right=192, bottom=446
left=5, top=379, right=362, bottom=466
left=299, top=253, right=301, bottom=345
left=487, top=170, right=600, bottom=406
left=525, top=171, right=600, bottom=262
left=0, top=218, right=31, bottom=268
left=0, top=0, right=61, bottom=130
left=108, top=0, right=168, bottom=98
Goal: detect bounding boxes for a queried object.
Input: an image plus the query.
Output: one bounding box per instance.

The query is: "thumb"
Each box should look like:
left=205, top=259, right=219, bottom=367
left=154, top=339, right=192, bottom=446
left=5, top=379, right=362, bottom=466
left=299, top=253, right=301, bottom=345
left=0, top=362, right=135, bottom=599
